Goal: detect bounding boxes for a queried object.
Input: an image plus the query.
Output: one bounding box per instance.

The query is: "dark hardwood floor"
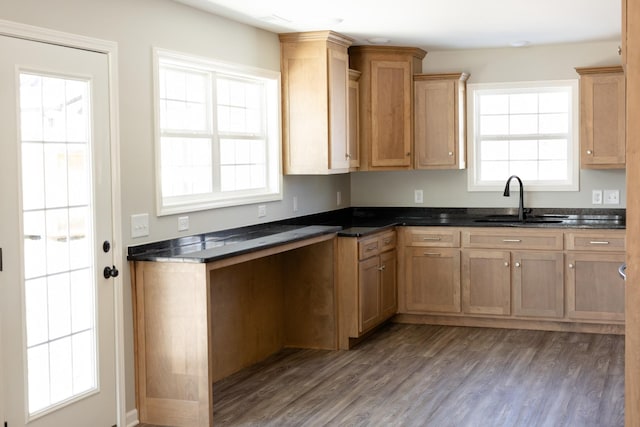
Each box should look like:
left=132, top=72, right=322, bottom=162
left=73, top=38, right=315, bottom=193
left=139, top=323, right=624, bottom=427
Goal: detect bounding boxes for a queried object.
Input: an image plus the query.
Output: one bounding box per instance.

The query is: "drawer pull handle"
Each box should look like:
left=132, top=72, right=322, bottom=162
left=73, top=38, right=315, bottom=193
left=383, top=239, right=391, bottom=244
left=589, top=241, right=610, bottom=245
left=503, top=239, right=522, bottom=243
left=366, top=247, right=377, bottom=251
left=422, top=237, right=442, bottom=241
left=423, top=252, right=442, bottom=256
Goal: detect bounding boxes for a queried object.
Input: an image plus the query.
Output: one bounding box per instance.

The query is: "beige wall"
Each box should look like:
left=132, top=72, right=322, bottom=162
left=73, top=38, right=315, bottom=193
left=1, top=0, right=350, bottom=417
left=352, top=41, right=626, bottom=208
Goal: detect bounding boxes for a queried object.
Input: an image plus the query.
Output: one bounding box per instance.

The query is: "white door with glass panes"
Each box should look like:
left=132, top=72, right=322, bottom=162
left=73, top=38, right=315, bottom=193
left=0, top=35, right=117, bottom=426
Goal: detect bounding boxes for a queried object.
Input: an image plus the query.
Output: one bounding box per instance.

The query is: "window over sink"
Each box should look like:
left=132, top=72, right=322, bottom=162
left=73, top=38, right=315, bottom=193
left=154, top=49, right=282, bottom=215
left=467, top=80, right=579, bottom=191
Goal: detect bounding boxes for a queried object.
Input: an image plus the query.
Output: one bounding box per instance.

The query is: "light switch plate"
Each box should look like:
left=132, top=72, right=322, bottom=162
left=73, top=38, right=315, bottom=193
left=414, top=189, right=424, bottom=204
left=131, top=213, right=149, bottom=238
left=604, top=189, right=620, bottom=205
left=178, top=216, right=189, bottom=232
left=258, top=205, right=267, bottom=217
left=592, top=190, right=603, bottom=205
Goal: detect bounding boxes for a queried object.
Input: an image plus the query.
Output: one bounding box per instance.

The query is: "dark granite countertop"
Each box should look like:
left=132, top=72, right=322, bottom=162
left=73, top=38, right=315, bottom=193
left=127, top=207, right=625, bottom=262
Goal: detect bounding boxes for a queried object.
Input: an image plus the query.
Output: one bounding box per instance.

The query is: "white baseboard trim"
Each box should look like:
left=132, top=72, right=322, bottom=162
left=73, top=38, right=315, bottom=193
left=126, top=408, right=139, bottom=427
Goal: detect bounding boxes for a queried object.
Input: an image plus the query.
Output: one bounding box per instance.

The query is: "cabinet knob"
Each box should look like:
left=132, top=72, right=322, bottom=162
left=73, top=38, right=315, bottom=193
left=569, top=263, right=575, bottom=269
left=504, top=262, right=509, bottom=267
left=587, top=150, right=593, bottom=155
left=448, top=151, right=453, bottom=156
left=345, top=153, right=351, bottom=159
left=406, top=152, right=411, bottom=156
left=514, top=262, right=521, bottom=268
left=378, top=265, right=386, bottom=271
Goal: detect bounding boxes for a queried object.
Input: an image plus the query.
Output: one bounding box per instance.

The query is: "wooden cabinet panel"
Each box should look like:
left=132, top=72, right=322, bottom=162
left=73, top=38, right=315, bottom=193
left=348, top=69, right=361, bottom=169
left=462, top=250, right=511, bottom=315
left=462, top=228, right=563, bottom=251
left=565, top=230, right=626, bottom=252
left=349, top=46, right=426, bottom=171
left=576, top=66, right=625, bottom=169
left=405, top=247, right=461, bottom=313
left=566, top=252, right=625, bottom=321
left=359, top=256, right=382, bottom=333
left=280, top=31, right=353, bottom=175
left=414, top=73, right=468, bottom=169
left=406, top=227, right=460, bottom=248
left=380, top=249, right=398, bottom=319
left=512, top=251, right=564, bottom=318
left=371, top=60, right=412, bottom=167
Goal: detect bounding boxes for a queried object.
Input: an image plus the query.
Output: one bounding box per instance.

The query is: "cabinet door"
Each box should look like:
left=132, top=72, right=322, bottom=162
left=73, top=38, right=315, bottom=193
left=462, top=250, right=511, bottom=315
left=512, top=251, right=564, bottom=318
left=580, top=71, right=625, bottom=168
left=328, top=47, right=350, bottom=170
left=359, top=256, right=381, bottom=333
left=414, top=79, right=457, bottom=168
left=566, top=252, right=625, bottom=321
left=405, top=247, right=461, bottom=313
left=371, top=60, right=412, bottom=167
left=379, top=250, right=397, bottom=319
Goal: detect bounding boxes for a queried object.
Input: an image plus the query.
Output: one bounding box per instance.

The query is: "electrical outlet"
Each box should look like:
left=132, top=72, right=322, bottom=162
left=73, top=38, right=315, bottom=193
left=258, top=205, right=267, bottom=217
left=604, top=189, right=620, bottom=205
left=414, top=189, right=424, bottom=204
left=592, top=190, right=603, bottom=205
left=337, top=191, right=342, bottom=206
left=293, top=196, right=298, bottom=212
left=178, top=216, right=189, bottom=232
left=131, top=213, right=149, bottom=238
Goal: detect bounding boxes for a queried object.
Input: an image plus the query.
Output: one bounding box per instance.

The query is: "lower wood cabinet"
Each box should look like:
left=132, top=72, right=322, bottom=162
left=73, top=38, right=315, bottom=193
left=405, top=247, right=461, bottom=313
left=566, top=253, right=625, bottom=321
left=461, top=250, right=511, bottom=315
left=337, top=230, right=397, bottom=349
left=512, top=251, right=564, bottom=318
left=397, top=226, right=622, bottom=332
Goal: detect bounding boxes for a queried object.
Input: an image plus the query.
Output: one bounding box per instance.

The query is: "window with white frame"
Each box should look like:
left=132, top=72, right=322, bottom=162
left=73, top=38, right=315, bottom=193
left=154, top=49, right=282, bottom=215
left=467, top=81, right=579, bottom=191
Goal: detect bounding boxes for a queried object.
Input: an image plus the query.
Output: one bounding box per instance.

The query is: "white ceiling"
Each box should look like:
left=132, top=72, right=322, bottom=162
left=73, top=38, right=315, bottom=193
left=174, top=0, right=621, bottom=51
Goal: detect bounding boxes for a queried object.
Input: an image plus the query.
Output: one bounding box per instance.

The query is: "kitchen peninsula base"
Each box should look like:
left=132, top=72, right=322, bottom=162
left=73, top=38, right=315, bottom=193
left=131, top=235, right=337, bottom=427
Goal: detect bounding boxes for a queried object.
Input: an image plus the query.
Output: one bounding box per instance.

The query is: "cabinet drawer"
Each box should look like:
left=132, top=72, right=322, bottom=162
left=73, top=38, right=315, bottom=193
left=405, top=227, right=460, bottom=248
left=358, top=230, right=396, bottom=259
left=462, top=229, right=563, bottom=250
left=565, top=230, right=625, bottom=252
left=379, top=231, right=396, bottom=253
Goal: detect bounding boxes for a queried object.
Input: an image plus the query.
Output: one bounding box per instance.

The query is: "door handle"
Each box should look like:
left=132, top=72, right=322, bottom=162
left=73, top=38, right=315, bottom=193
left=103, top=265, right=119, bottom=279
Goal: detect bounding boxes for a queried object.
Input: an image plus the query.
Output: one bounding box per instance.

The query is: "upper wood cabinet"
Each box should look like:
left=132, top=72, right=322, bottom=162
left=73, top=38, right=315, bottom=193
left=413, top=73, right=469, bottom=169
left=576, top=66, right=626, bottom=169
left=280, top=31, right=353, bottom=175
left=349, top=46, right=427, bottom=170
left=348, top=69, right=361, bottom=170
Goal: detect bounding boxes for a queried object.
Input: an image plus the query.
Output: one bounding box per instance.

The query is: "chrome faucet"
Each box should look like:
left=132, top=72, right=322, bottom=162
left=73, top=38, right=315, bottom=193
left=503, top=175, right=527, bottom=222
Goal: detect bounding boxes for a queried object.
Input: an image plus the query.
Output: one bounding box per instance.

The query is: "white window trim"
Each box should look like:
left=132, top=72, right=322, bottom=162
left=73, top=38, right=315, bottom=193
left=153, top=48, right=283, bottom=216
left=467, top=80, right=579, bottom=192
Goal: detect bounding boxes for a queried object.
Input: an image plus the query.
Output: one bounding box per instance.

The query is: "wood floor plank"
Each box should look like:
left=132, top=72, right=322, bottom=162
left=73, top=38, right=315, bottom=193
left=138, top=324, right=624, bottom=427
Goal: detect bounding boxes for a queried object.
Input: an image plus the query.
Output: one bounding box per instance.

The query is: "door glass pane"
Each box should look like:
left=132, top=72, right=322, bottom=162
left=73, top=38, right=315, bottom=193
left=19, top=72, right=97, bottom=416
